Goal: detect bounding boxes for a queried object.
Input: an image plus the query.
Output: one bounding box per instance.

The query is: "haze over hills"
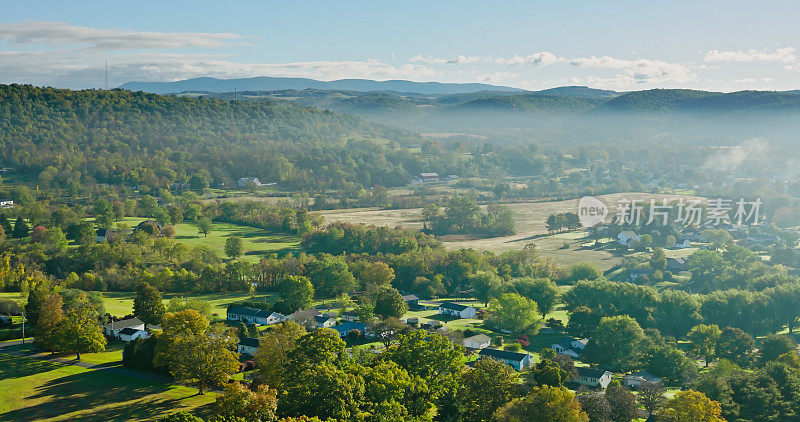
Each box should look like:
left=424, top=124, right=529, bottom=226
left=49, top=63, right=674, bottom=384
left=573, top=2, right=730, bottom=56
left=119, top=76, right=525, bottom=95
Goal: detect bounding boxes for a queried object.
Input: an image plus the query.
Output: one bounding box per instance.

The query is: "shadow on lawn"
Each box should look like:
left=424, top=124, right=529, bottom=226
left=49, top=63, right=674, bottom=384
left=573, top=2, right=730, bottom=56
left=0, top=369, right=205, bottom=421
left=0, top=354, right=61, bottom=379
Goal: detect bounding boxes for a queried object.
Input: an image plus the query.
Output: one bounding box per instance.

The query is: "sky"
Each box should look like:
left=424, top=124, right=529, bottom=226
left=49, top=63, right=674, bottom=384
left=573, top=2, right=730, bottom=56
left=2, top=0, right=800, bottom=91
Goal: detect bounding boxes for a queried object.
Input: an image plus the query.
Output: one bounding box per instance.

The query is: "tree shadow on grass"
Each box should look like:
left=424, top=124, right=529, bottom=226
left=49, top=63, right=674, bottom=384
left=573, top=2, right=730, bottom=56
left=0, top=354, right=61, bottom=379
left=0, top=368, right=204, bottom=421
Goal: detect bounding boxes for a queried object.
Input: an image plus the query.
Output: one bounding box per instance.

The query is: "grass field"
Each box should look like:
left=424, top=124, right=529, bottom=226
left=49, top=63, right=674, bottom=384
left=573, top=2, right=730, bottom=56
left=0, top=354, right=215, bottom=421
left=321, top=192, right=702, bottom=270
left=117, top=217, right=301, bottom=263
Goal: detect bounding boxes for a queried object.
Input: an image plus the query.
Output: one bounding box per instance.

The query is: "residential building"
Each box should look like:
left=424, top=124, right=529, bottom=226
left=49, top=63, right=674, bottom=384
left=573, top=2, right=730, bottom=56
left=419, top=172, right=439, bottom=183
left=118, top=327, right=148, bottom=342
left=238, top=337, right=260, bottom=356
left=332, top=322, right=370, bottom=338
left=401, top=294, right=419, bottom=307
left=623, top=371, right=663, bottom=389
left=666, top=257, right=687, bottom=272
left=237, top=177, right=262, bottom=188
left=478, top=348, right=534, bottom=371
left=463, top=334, right=492, bottom=350
left=227, top=305, right=286, bottom=326
left=629, top=268, right=652, bottom=282
left=672, top=238, right=692, bottom=249
left=575, top=367, right=612, bottom=389
left=314, top=315, right=337, bottom=329
left=0, top=200, right=14, bottom=209
left=340, top=312, right=360, bottom=322
left=438, top=302, right=477, bottom=319
left=617, top=231, right=639, bottom=245
left=103, top=318, right=145, bottom=338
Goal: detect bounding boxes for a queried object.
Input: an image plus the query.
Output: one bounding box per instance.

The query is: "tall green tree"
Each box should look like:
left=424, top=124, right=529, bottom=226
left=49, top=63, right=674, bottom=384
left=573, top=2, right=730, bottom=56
left=459, top=358, right=518, bottom=422
left=224, top=236, right=244, bottom=259
left=493, top=386, right=589, bottom=422
left=133, top=282, right=166, bottom=328
left=52, top=307, right=107, bottom=360
left=687, top=324, right=722, bottom=366
left=12, top=216, right=28, bottom=239
left=373, top=288, right=408, bottom=319
left=279, top=275, right=314, bottom=313
left=487, top=293, right=542, bottom=334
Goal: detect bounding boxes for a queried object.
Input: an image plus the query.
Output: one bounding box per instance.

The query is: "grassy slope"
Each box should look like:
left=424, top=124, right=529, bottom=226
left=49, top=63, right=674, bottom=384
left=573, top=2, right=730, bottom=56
left=0, top=354, right=215, bottom=421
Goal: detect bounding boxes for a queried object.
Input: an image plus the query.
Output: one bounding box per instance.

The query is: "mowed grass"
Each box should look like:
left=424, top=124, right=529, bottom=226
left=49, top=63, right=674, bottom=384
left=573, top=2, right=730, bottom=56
left=117, top=217, right=301, bottom=263
left=321, top=192, right=702, bottom=270
left=0, top=354, right=215, bottom=421
left=98, top=291, right=278, bottom=319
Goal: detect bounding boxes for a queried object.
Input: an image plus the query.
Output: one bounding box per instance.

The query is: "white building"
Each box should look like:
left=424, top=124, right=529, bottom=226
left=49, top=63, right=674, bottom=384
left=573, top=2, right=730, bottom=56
left=238, top=337, right=260, bottom=356
left=0, top=200, right=13, bottom=209
left=118, top=327, right=149, bottom=342
left=227, top=305, right=286, bottom=326
left=576, top=367, right=612, bottom=389
left=103, top=318, right=145, bottom=338
left=617, top=231, right=639, bottom=245
left=438, top=302, right=477, bottom=319
left=463, top=334, right=492, bottom=350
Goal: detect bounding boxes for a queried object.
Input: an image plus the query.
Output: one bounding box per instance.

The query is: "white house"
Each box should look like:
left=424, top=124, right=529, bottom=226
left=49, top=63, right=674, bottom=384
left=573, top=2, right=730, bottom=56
left=672, top=238, right=692, bottom=249
left=438, top=302, right=477, bottom=319
left=576, top=367, right=612, bottom=389
left=103, top=318, right=145, bottom=338
left=463, top=334, right=492, bottom=350
left=237, top=177, right=263, bottom=188
left=623, top=371, right=663, bottom=389
left=227, top=305, right=285, bottom=326
left=0, top=200, right=13, bottom=209
left=118, top=327, right=149, bottom=342
left=238, top=337, right=260, bottom=356
left=340, top=312, right=360, bottom=322
left=315, top=315, right=337, bottom=328
left=617, top=231, right=639, bottom=245
left=629, top=268, right=652, bottom=282
left=478, top=348, right=534, bottom=371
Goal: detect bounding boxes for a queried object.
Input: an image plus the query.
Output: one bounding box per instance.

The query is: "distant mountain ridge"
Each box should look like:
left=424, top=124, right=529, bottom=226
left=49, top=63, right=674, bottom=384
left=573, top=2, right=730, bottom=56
left=120, top=76, right=526, bottom=95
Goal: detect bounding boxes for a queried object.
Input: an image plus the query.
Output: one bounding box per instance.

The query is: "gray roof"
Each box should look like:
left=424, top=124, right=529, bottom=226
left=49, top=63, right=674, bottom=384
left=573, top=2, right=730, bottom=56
left=227, top=305, right=280, bottom=319
left=479, top=348, right=529, bottom=362
left=577, top=366, right=609, bottom=379
left=239, top=337, right=260, bottom=348
left=103, top=317, right=144, bottom=330
left=439, top=301, right=471, bottom=311
left=118, top=327, right=143, bottom=336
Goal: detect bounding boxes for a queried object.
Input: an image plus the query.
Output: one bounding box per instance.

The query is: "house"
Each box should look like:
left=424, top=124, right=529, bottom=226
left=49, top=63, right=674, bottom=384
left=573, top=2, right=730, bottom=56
left=314, top=315, right=337, bottom=329
left=103, top=318, right=145, bottom=338
left=463, top=334, right=492, bottom=350
left=438, top=302, right=477, bottom=319
left=238, top=337, right=260, bottom=356
left=118, top=327, right=148, bottom=342
left=576, top=367, right=612, bottom=389
left=340, top=312, right=360, bottom=322
left=237, top=177, right=263, bottom=188
left=551, top=338, right=588, bottom=358
left=226, top=305, right=286, bottom=325
left=666, top=257, right=686, bottom=272
left=747, top=232, right=779, bottom=245
left=0, top=200, right=14, bottom=209
left=672, top=238, right=692, bottom=249
left=419, top=172, right=439, bottom=183
left=446, top=175, right=460, bottom=181
left=95, top=228, right=116, bottom=242
left=681, top=227, right=702, bottom=241
left=421, top=319, right=443, bottom=330
left=332, top=322, right=370, bottom=338
left=618, top=231, right=639, bottom=245
left=629, top=268, right=652, bottom=282
left=623, top=371, right=663, bottom=389
left=401, top=294, right=419, bottom=307
left=478, top=348, right=534, bottom=371
left=288, top=309, right=322, bottom=327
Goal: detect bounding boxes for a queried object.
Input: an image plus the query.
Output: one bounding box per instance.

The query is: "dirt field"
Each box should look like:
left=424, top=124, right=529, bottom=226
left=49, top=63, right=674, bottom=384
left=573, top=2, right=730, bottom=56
left=320, top=192, right=702, bottom=269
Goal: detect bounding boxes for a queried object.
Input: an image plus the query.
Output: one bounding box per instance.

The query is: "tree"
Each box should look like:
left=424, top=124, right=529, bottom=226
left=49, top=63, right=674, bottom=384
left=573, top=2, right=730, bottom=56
left=356, top=261, right=395, bottom=289
left=513, top=277, right=561, bottom=317
left=224, top=236, right=244, bottom=259
left=196, top=218, right=212, bottom=237
left=213, top=382, right=278, bottom=422
left=687, top=324, right=722, bottom=366
left=156, top=315, right=239, bottom=394
left=34, top=293, right=64, bottom=350
left=279, top=275, right=314, bottom=313
left=370, top=317, right=407, bottom=348
left=638, top=381, right=666, bottom=416
left=568, top=263, right=602, bottom=282
left=493, top=386, right=589, bottom=422
left=255, top=320, right=306, bottom=387
left=373, top=288, right=408, bottom=319
left=459, top=358, right=518, bottom=422
left=12, top=216, right=28, bottom=238
left=52, top=307, right=107, bottom=360
left=583, top=315, right=647, bottom=371
left=281, top=363, right=363, bottom=420
left=133, top=282, right=166, bottom=328
left=604, top=382, right=637, bottom=422
left=525, top=358, right=568, bottom=388
left=384, top=329, right=463, bottom=394
left=715, top=327, right=755, bottom=367
left=650, top=248, right=667, bottom=271
left=576, top=389, right=611, bottom=422
left=660, top=390, right=725, bottom=422
left=470, top=271, right=502, bottom=307
left=487, top=293, right=543, bottom=334
left=306, top=254, right=357, bottom=298
left=760, top=334, right=797, bottom=363
left=166, top=297, right=212, bottom=319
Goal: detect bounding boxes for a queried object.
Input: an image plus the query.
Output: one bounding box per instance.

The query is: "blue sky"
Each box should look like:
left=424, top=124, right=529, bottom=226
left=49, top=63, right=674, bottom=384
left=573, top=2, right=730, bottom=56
left=2, top=0, right=799, bottom=91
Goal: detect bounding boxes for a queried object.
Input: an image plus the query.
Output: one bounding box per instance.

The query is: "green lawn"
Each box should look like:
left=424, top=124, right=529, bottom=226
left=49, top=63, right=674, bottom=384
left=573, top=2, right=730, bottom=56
left=117, top=217, right=301, bottom=263
left=0, top=354, right=215, bottom=421
left=98, top=291, right=278, bottom=319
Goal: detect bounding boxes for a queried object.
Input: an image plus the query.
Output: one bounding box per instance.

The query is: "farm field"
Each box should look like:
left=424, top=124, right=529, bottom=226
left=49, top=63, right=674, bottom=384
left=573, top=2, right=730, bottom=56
left=321, top=192, right=702, bottom=270
left=116, top=217, right=301, bottom=263
left=0, top=353, right=215, bottom=421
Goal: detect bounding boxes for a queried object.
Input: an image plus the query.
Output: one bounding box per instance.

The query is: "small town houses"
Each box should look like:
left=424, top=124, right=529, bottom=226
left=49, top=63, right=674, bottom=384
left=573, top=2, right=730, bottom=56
left=575, top=367, right=612, bottom=389
left=227, top=305, right=286, bottom=326
left=238, top=337, right=260, bottom=356
left=623, top=371, right=663, bottom=389
left=438, top=302, right=477, bottom=319
left=478, top=348, right=534, bottom=371
left=550, top=338, right=588, bottom=358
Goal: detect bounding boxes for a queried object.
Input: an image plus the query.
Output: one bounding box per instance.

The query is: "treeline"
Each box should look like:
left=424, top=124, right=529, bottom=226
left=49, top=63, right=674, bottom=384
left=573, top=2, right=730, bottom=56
left=422, top=195, right=516, bottom=237
left=301, top=222, right=441, bottom=255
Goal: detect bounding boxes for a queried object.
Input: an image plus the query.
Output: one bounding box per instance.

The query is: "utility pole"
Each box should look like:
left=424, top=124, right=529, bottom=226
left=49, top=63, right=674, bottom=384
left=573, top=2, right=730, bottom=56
left=20, top=310, right=25, bottom=345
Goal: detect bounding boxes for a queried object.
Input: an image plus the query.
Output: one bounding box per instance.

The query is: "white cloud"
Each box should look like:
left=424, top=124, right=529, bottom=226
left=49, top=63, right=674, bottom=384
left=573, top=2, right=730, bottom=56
left=496, top=52, right=563, bottom=66
left=479, top=71, right=518, bottom=83
left=409, top=54, right=488, bottom=64
left=571, top=55, right=696, bottom=87
left=0, top=21, right=242, bottom=50
left=704, top=47, right=796, bottom=63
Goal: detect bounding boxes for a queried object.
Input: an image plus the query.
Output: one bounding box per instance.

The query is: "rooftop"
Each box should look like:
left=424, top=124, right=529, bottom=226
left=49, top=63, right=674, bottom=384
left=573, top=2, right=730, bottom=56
left=479, top=348, right=529, bottom=362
